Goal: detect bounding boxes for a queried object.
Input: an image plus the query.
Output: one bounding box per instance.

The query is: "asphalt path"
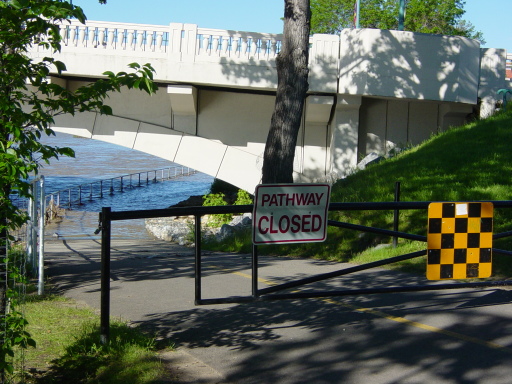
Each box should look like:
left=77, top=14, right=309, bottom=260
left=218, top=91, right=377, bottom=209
left=45, top=238, right=512, bottom=384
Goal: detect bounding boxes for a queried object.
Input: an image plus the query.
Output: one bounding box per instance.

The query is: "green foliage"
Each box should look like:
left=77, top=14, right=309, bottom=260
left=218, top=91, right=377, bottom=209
left=311, top=0, right=484, bottom=42
left=45, top=321, right=162, bottom=384
left=202, top=192, right=232, bottom=227
left=0, top=0, right=158, bottom=377
left=234, top=189, right=253, bottom=205
left=18, top=296, right=166, bottom=384
left=0, top=250, right=36, bottom=377
left=0, top=310, right=36, bottom=375
left=203, top=227, right=253, bottom=254
left=202, top=189, right=253, bottom=228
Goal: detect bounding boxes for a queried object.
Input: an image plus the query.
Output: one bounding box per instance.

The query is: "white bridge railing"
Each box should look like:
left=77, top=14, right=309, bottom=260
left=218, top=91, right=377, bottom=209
left=53, top=20, right=283, bottom=62
left=29, top=20, right=507, bottom=105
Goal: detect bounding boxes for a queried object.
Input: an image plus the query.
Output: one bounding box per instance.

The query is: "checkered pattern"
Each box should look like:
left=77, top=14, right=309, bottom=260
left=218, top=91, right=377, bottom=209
left=427, top=202, right=493, bottom=280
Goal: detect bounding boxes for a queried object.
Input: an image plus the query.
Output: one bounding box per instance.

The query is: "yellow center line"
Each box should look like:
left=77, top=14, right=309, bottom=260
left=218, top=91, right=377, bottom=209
left=209, top=264, right=512, bottom=353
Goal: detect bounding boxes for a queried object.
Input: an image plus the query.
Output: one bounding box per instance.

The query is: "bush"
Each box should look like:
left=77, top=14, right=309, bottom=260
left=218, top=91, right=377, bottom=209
left=202, top=192, right=232, bottom=227
left=202, top=189, right=253, bottom=228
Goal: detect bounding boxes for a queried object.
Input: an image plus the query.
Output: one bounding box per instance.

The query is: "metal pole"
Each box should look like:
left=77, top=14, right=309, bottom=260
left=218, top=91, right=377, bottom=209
left=100, top=207, right=111, bottom=345
left=38, top=177, right=45, bottom=295
left=398, top=0, right=406, bottom=30
left=27, top=188, right=34, bottom=271
left=393, top=181, right=401, bottom=248
left=252, top=244, right=258, bottom=297
left=355, top=0, right=361, bottom=28
left=194, top=214, right=202, bottom=304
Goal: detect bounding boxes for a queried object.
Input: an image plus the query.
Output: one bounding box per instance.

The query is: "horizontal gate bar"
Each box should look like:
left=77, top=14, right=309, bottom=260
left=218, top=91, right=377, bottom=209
left=197, top=279, right=512, bottom=305
left=327, top=220, right=427, bottom=242
left=104, top=200, right=512, bottom=221
left=258, top=250, right=427, bottom=295
left=328, top=201, right=512, bottom=211
left=493, top=248, right=512, bottom=256
left=494, top=230, right=512, bottom=240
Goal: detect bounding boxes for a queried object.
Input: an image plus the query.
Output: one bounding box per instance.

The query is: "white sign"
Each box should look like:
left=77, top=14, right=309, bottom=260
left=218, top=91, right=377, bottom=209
left=252, top=183, right=331, bottom=245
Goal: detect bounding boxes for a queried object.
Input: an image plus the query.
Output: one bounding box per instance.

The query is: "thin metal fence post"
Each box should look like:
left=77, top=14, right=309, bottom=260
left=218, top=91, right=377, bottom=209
left=100, top=207, right=112, bottom=345
left=194, top=214, right=202, bottom=304
left=100, top=181, right=103, bottom=198
left=38, top=177, right=45, bottom=295
left=393, top=182, right=401, bottom=248
left=252, top=244, right=258, bottom=297
left=27, top=189, right=34, bottom=270
left=78, top=185, right=82, bottom=205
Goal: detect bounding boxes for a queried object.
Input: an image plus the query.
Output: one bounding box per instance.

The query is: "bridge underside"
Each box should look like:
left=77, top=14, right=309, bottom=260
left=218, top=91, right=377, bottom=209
left=52, top=80, right=474, bottom=193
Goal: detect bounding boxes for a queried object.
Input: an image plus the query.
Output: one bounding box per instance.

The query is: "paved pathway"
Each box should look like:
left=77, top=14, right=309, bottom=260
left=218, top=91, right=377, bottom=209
left=45, top=238, right=512, bottom=384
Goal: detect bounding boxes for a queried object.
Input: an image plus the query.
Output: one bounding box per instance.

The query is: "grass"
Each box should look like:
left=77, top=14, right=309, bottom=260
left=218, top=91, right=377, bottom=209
left=11, top=295, right=169, bottom=384
left=203, top=109, right=512, bottom=278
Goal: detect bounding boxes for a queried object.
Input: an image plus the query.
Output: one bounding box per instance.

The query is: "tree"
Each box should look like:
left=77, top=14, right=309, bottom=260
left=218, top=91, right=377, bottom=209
left=310, top=0, right=484, bottom=43
left=0, top=0, right=157, bottom=378
left=262, top=0, right=311, bottom=184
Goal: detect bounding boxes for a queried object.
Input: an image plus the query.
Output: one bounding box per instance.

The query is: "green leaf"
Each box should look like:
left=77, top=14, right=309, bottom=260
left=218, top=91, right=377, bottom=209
left=100, top=105, right=113, bottom=115
left=54, top=60, right=67, bottom=74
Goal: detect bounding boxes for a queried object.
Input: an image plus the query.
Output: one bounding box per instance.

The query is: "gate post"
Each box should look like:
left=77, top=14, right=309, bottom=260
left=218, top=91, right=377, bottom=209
left=194, top=214, right=202, bottom=304
left=100, top=207, right=112, bottom=345
left=393, top=182, right=401, bottom=248
left=252, top=244, right=258, bottom=297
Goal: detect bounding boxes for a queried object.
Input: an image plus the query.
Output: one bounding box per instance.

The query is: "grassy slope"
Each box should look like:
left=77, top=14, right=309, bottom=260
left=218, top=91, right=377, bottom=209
left=288, top=109, right=512, bottom=276
left=209, top=109, right=512, bottom=277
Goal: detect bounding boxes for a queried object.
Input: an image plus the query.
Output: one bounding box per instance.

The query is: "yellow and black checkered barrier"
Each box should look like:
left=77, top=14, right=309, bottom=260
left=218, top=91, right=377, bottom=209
left=427, top=202, right=493, bottom=280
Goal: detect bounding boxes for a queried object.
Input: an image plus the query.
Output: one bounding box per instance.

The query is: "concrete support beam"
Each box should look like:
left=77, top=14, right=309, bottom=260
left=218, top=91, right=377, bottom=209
left=330, top=96, right=362, bottom=177
left=48, top=76, right=67, bottom=88
left=439, top=103, right=474, bottom=131
left=168, top=85, right=197, bottom=115
left=479, top=48, right=507, bottom=118
left=305, top=96, right=334, bottom=125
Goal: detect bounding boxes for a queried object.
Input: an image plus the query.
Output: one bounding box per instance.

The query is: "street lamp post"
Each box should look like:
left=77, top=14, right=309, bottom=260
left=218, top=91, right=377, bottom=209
left=398, top=0, right=406, bottom=30
left=355, top=0, right=361, bottom=29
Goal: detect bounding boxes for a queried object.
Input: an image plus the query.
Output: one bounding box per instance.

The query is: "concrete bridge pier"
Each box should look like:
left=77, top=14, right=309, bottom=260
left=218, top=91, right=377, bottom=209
left=328, top=96, right=362, bottom=178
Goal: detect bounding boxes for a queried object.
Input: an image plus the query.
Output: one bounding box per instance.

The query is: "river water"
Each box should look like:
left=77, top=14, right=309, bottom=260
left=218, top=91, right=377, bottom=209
left=40, top=132, right=213, bottom=240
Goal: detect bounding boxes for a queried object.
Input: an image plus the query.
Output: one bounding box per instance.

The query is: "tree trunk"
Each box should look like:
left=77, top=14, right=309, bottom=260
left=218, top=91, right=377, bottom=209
left=261, top=0, right=311, bottom=184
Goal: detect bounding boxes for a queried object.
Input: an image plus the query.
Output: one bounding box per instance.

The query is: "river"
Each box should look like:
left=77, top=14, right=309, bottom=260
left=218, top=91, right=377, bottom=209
left=40, top=132, right=213, bottom=240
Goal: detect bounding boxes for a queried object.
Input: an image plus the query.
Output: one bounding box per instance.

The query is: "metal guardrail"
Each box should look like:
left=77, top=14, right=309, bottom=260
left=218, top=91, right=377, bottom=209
left=97, top=200, right=512, bottom=343
left=45, top=166, right=197, bottom=210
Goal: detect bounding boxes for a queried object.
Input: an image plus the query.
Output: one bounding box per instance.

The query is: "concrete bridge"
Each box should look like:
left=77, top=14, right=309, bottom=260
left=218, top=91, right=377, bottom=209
left=29, top=20, right=510, bottom=192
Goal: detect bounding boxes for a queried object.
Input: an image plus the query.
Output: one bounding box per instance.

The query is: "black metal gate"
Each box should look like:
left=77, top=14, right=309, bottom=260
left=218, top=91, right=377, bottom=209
left=98, top=201, right=512, bottom=343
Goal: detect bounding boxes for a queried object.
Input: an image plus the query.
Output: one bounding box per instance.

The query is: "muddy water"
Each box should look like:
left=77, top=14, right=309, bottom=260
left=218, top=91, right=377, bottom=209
left=41, top=132, right=213, bottom=239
